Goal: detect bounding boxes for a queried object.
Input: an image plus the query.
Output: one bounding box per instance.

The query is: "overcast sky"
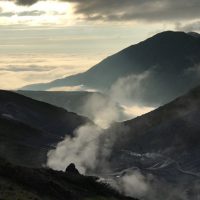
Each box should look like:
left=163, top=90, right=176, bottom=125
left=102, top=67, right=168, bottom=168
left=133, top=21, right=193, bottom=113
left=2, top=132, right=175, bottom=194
left=0, top=0, right=200, bottom=89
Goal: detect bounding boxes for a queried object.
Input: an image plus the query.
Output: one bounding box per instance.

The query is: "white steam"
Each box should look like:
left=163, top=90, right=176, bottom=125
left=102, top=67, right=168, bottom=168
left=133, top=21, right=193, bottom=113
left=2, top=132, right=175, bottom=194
left=47, top=92, right=122, bottom=173
left=80, top=93, right=123, bottom=128
left=47, top=124, right=102, bottom=174
left=120, top=171, right=149, bottom=198
left=110, top=70, right=151, bottom=106
left=109, top=70, right=155, bottom=117
left=122, top=104, right=154, bottom=118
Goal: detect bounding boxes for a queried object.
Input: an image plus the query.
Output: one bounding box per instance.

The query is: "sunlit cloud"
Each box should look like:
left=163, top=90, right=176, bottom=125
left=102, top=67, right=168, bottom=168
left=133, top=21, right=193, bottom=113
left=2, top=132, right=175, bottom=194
left=47, top=85, right=84, bottom=91
left=0, top=53, right=97, bottom=89
left=122, top=105, right=155, bottom=118
left=0, top=1, right=75, bottom=26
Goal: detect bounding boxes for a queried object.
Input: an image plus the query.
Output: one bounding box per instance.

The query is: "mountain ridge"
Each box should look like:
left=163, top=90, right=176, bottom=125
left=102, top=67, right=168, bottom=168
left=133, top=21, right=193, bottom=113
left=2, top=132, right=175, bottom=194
left=0, top=90, right=90, bottom=167
left=22, top=31, right=200, bottom=106
left=92, top=84, right=200, bottom=199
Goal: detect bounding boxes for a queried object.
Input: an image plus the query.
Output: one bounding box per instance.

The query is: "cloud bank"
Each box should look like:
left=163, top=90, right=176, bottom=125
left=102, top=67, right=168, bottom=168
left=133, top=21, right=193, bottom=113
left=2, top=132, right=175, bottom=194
left=7, top=0, right=200, bottom=22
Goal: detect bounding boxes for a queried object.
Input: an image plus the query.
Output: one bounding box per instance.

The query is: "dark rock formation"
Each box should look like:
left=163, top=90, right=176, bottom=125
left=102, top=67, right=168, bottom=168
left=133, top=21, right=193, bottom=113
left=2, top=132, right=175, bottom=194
left=65, top=163, right=80, bottom=175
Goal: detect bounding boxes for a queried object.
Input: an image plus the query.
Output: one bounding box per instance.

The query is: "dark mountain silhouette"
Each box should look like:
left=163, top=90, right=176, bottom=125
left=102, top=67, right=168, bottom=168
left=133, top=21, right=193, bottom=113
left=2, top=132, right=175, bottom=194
left=0, top=158, right=136, bottom=200
left=97, top=85, right=200, bottom=199
left=22, top=31, right=200, bottom=106
left=0, top=115, right=59, bottom=167
left=0, top=90, right=88, bottom=137
left=0, top=90, right=89, bottom=167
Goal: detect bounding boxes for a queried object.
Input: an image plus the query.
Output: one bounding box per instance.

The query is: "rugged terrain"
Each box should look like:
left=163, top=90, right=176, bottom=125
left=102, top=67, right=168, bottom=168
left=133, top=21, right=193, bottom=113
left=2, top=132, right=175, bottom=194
left=97, top=85, right=200, bottom=199
left=0, top=158, right=136, bottom=200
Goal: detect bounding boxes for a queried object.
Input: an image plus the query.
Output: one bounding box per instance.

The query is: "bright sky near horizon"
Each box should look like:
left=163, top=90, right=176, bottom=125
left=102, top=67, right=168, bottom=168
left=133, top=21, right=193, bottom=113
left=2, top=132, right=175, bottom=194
left=0, top=0, right=200, bottom=89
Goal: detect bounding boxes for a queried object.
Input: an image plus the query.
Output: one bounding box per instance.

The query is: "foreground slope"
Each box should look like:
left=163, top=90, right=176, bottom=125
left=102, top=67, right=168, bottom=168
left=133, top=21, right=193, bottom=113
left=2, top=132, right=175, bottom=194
left=0, top=158, right=136, bottom=200
left=0, top=90, right=88, bottom=137
left=0, top=90, right=89, bottom=167
left=23, top=31, right=200, bottom=106
left=0, top=116, right=59, bottom=167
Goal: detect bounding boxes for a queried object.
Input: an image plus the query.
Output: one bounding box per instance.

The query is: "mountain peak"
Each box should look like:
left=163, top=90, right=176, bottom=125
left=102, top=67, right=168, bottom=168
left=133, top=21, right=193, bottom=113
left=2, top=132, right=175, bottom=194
left=152, top=30, right=185, bottom=37
left=143, top=30, right=194, bottom=44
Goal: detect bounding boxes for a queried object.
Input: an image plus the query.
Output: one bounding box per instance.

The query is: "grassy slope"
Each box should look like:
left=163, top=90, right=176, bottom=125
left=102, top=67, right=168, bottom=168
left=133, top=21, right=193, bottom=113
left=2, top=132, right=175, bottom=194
left=0, top=158, right=136, bottom=200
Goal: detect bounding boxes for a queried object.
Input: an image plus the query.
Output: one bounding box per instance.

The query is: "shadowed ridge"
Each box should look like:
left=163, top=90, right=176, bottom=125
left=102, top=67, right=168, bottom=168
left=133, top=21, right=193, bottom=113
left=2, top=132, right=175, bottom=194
left=0, top=90, right=91, bottom=167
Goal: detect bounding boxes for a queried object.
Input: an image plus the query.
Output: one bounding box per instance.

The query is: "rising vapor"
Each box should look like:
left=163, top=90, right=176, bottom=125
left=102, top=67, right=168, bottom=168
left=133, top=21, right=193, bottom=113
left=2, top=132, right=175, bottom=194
left=47, top=92, right=123, bottom=173
left=47, top=92, right=153, bottom=197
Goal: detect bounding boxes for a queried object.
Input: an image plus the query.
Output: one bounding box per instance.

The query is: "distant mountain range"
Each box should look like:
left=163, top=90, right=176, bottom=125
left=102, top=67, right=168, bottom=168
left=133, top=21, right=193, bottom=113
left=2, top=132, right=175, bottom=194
left=0, top=90, right=89, bottom=167
left=23, top=31, right=200, bottom=106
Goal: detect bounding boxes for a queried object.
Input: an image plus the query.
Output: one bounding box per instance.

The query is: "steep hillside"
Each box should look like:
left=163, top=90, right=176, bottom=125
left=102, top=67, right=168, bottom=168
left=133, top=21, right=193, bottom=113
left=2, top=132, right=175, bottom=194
left=0, top=90, right=88, bottom=137
left=22, top=31, right=200, bottom=106
left=115, top=85, right=200, bottom=155
left=0, top=90, right=89, bottom=167
left=0, top=116, right=60, bottom=167
left=94, top=86, right=200, bottom=199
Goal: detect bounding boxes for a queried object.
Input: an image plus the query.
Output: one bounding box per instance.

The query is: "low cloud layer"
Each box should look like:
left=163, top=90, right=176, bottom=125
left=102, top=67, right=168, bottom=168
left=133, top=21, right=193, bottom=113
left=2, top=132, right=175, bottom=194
left=0, top=65, right=54, bottom=72
left=0, top=9, right=45, bottom=17
left=7, top=0, right=200, bottom=22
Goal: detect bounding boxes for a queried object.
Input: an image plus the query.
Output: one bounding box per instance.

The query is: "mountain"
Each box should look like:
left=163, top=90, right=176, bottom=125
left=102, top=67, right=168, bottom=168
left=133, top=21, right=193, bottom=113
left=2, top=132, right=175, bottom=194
left=0, top=90, right=88, bottom=137
left=17, top=90, right=127, bottom=121
left=111, top=85, right=200, bottom=158
left=16, top=91, right=96, bottom=114
left=22, top=31, right=200, bottom=106
left=0, top=115, right=59, bottom=167
left=97, top=85, right=200, bottom=199
left=0, top=90, right=89, bottom=167
left=0, top=158, right=136, bottom=200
